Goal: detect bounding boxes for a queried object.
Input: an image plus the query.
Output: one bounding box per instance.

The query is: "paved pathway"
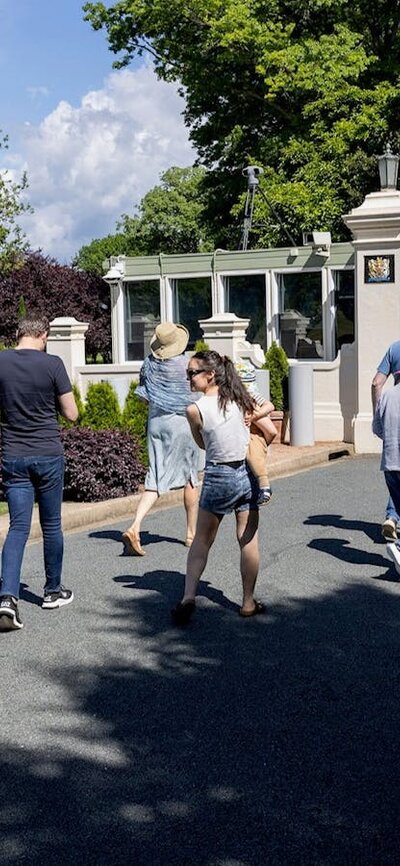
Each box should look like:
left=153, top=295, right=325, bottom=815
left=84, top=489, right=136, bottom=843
left=1, top=455, right=399, bottom=865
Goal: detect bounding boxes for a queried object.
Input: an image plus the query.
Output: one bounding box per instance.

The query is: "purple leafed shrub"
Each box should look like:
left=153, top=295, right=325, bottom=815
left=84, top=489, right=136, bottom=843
left=61, top=427, right=145, bottom=502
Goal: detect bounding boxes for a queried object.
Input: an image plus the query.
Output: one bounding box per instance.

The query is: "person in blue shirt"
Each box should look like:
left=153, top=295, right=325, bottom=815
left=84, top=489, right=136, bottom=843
left=372, top=340, right=400, bottom=540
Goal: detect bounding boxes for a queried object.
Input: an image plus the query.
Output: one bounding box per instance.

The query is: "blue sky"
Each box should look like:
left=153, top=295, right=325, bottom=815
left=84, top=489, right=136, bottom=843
left=1, top=0, right=116, bottom=129
left=0, top=0, right=193, bottom=261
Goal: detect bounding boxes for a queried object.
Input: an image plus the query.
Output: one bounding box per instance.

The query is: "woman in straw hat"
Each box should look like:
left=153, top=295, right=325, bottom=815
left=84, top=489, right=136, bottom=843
left=122, top=323, right=200, bottom=556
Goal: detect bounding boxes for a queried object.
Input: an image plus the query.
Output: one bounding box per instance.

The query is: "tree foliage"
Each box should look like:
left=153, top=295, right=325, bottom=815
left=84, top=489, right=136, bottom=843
left=0, top=132, right=32, bottom=272
left=84, top=0, right=400, bottom=246
left=0, top=252, right=111, bottom=359
left=73, top=232, right=131, bottom=275
left=119, top=165, right=214, bottom=254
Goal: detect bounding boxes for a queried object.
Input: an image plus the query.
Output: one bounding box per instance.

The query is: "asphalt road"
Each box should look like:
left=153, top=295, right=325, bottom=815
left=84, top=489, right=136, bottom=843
left=1, top=455, right=400, bottom=866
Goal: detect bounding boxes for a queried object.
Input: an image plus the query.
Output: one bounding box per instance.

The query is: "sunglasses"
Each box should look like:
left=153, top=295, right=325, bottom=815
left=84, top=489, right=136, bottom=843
left=187, top=368, right=207, bottom=379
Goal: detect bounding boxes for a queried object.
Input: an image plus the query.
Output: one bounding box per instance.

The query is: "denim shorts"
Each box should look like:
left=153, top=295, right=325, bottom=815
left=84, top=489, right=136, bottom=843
left=199, top=461, right=259, bottom=515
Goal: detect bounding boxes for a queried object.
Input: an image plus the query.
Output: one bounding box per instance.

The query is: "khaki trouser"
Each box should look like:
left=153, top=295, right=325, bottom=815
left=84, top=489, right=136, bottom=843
left=246, top=426, right=270, bottom=488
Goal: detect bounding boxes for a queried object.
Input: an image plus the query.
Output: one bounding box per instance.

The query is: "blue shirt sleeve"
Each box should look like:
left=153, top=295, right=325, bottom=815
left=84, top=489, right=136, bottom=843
left=377, top=341, right=400, bottom=376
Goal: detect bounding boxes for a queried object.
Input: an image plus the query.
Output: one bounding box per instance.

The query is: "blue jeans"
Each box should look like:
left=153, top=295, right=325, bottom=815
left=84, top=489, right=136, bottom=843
left=0, top=456, right=64, bottom=599
left=386, top=494, right=400, bottom=524
left=384, top=474, right=400, bottom=527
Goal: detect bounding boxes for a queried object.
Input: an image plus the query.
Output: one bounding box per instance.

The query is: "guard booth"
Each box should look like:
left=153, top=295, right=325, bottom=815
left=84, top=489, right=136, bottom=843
left=47, top=150, right=400, bottom=453
left=88, top=242, right=354, bottom=445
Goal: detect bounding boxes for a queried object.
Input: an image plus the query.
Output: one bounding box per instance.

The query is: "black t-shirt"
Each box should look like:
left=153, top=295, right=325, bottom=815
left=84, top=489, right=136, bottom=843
left=0, top=349, right=72, bottom=457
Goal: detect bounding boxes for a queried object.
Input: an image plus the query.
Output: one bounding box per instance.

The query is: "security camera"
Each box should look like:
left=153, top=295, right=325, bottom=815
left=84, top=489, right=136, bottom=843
left=242, top=165, right=264, bottom=188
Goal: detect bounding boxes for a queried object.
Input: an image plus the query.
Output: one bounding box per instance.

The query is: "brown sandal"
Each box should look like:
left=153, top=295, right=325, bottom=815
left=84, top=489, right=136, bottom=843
left=122, top=529, right=145, bottom=556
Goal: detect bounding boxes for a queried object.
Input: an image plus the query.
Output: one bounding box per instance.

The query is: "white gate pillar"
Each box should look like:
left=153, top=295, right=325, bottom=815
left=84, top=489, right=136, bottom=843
left=343, top=187, right=400, bottom=453
left=47, top=317, right=89, bottom=382
left=198, top=313, right=265, bottom=366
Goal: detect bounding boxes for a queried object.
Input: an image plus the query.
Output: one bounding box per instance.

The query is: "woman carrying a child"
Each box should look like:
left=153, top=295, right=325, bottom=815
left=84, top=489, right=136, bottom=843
left=172, top=349, right=272, bottom=626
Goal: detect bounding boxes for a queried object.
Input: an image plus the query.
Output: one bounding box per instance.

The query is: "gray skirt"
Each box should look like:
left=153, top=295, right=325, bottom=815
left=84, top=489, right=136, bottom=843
left=145, top=405, right=199, bottom=494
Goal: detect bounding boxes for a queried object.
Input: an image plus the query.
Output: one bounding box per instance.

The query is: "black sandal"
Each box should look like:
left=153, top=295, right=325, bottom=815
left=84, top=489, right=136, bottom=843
left=239, top=600, right=265, bottom=618
left=171, top=601, right=195, bottom=626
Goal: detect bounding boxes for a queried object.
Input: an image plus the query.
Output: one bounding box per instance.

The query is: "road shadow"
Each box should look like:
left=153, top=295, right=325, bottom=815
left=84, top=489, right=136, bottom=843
left=90, top=528, right=185, bottom=550
left=304, top=513, right=382, bottom=544
left=113, top=568, right=238, bottom=614
left=2, top=583, right=400, bottom=865
left=19, top=582, right=42, bottom=606
left=308, top=537, right=397, bottom=581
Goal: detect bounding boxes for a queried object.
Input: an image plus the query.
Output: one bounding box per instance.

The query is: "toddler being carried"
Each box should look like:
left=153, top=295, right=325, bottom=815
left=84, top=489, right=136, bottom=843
left=235, top=359, right=277, bottom=506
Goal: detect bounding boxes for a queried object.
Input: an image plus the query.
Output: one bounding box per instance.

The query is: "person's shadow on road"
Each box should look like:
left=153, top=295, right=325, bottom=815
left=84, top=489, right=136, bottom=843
left=90, top=528, right=185, bottom=551
left=304, top=513, right=382, bottom=544
left=308, top=537, right=397, bottom=582
left=113, top=568, right=238, bottom=614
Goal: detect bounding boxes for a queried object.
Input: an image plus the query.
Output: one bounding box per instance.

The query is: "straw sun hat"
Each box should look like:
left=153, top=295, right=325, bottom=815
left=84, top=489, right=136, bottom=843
left=150, top=322, right=189, bottom=360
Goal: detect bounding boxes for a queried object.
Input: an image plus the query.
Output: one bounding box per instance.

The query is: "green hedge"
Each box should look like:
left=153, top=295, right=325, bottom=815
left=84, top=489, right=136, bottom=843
left=84, top=381, right=122, bottom=430
left=263, top=342, right=289, bottom=411
left=121, top=381, right=149, bottom=466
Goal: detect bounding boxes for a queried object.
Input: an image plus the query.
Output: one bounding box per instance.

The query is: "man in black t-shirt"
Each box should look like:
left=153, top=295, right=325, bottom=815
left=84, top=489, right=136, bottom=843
left=0, top=316, right=78, bottom=631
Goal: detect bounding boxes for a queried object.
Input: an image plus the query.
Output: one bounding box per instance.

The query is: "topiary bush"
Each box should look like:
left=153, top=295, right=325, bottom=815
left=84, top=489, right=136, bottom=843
left=263, top=341, right=289, bottom=411
left=84, top=381, right=121, bottom=430
left=121, top=381, right=148, bottom=466
left=61, top=427, right=145, bottom=501
left=193, top=339, right=209, bottom=352
left=59, top=382, right=86, bottom=428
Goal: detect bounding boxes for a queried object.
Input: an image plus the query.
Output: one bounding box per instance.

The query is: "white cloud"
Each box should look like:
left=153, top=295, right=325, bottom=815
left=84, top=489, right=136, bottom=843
left=4, top=65, right=194, bottom=262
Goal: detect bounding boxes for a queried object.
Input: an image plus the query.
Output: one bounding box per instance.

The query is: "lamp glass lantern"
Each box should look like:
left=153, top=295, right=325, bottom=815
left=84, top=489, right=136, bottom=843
left=378, top=144, right=400, bottom=190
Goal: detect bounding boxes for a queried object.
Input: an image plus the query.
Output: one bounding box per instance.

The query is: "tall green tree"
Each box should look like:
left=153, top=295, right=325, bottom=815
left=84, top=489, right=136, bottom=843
left=84, top=0, right=400, bottom=246
left=0, top=132, right=32, bottom=272
left=119, top=165, right=214, bottom=254
left=73, top=233, right=130, bottom=276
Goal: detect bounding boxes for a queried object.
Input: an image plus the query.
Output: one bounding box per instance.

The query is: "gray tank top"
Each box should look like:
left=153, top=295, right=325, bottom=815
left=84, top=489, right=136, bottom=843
left=196, top=393, right=249, bottom=462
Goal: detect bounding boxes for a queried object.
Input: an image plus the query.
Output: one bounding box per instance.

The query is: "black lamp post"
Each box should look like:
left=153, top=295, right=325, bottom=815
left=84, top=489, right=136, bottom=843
left=378, top=144, right=400, bottom=190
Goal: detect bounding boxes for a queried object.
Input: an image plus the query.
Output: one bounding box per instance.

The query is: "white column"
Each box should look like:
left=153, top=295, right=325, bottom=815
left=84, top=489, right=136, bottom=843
left=199, top=312, right=264, bottom=365
left=109, top=280, right=125, bottom=364
left=343, top=189, right=400, bottom=452
left=162, top=277, right=174, bottom=321
left=47, top=317, right=89, bottom=381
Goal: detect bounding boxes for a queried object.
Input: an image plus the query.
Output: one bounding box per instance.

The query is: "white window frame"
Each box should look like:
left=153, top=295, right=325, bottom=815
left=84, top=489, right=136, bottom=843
left=271, top=267, right=331, bottom=362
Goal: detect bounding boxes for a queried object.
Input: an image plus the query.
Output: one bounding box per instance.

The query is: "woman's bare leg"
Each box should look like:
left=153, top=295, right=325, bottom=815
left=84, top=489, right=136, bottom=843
left=183, top=481, right=199, bottom=545
left=130, top=490, right=159, bottom=532
left=123, top=490, right=159, bottom=555
left=181, top=508, right=222, bottom=602
left=235, top=508, right=260, bottom=613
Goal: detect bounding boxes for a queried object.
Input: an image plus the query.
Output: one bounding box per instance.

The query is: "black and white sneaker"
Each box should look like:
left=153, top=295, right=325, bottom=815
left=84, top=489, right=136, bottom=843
left=0, top=595, right=23, bottom=630
left=42, top=586, right=74, bottom=609
left=386, top=543, right=400, bottom=576
left=257, top=486, right=272, bottom=506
